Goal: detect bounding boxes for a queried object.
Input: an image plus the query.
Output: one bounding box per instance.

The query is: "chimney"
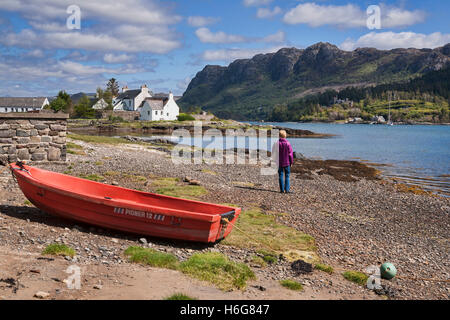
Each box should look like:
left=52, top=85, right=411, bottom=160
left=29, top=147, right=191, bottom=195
left=122, top=85, right=128, bottom=93
left=169, top=91, right=174, bottom=100
left=141, top=84, right=149, bottom=95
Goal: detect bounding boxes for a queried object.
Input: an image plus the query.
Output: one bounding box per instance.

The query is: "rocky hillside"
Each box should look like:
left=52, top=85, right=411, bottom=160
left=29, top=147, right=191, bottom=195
left=179, top=42, right=450, bottom=120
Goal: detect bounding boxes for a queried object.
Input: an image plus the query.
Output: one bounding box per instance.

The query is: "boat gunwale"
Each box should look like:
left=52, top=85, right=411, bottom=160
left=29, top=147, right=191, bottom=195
left=10, top=164, right=237, bottom=223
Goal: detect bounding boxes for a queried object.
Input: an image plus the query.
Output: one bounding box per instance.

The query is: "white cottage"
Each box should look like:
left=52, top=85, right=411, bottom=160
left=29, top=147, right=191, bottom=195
left=0, top=97, right=49, bottom=113
left=140, top=93, right=179, bottom=121
left=113, top=85, right=151, bottom=111
left=92, top=98, right=109, bottom=110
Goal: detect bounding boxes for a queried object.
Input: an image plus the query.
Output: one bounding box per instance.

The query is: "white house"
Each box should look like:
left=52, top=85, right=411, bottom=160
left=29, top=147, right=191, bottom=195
left=0, top=97, right=49, bottom=113
left=92, top=98, right=109, bottom=110
left=140, top=93, right=179, bottom=121
left=113, top=85, right=151, bottom=111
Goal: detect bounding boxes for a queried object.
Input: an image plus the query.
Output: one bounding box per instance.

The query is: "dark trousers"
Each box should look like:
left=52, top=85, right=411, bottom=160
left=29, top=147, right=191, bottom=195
left=278, top=166, right=291, bottom=193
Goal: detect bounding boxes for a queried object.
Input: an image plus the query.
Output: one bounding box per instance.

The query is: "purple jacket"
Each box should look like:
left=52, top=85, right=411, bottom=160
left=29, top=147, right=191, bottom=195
left=278, top=138, right=294, bottom=168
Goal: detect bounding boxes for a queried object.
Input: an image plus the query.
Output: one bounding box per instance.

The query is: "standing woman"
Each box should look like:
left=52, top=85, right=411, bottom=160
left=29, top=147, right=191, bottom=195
left=277, top=130, right=294, bottom=193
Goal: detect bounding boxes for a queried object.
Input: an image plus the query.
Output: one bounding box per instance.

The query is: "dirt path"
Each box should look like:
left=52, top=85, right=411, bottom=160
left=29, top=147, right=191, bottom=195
left=0, top=248, right=375, bottom=300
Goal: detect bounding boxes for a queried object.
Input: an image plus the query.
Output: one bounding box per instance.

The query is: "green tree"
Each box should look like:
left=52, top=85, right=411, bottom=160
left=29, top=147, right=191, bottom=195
left=103, top=90, right=113, bottom=110
left=49, top=90, right=72, bottom=113
left=106, top=78, right=120, bottom=97
left=74, top=95, right=95, bottom=119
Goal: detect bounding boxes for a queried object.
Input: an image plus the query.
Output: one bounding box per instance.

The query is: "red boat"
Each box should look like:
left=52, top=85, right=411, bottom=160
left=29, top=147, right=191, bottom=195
left=9, top=162, right=240, bottom=243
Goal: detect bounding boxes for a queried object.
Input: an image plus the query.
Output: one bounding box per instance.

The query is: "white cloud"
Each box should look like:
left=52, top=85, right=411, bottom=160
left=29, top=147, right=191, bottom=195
left=187, top=16, right=220, bottom=27
left=195, top=28, right=285, bottom=44
left=2, top=27, right=181, bottom=54
left=340, top=32, right=450, bottom=51
left=283, top=2, right=426, bottom=28
left=382, top=7, right=426, bottom=28
left=1, top=0, right=182, bottom=26
left=261, top=31, right=285, bottom=43
left=195, top=28, right=247, bottom=44
left=257, top=6, right=282, bottom=19
left=177, top=76, right=192, bottom=91
left=243, top=0, right=273, bottom=7
left=0, top=0, right=182, bottom=54
left=103, top=53, right=133, bottom=63
left=201, top=46, right=283, bottom=62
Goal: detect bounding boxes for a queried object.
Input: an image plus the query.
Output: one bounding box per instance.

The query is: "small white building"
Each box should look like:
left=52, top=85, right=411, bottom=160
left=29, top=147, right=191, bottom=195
left=113, top=85, right=151, bottom=111
left=0, top=97, right=49, bottom=113
left=140, top=93, right=179, bottom=121
left=92, top=98, right=109, bottom=110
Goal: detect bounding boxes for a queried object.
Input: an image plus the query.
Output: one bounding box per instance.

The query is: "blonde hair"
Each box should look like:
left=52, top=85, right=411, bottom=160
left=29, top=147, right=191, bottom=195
left=280, top=130, right=287, bottom=138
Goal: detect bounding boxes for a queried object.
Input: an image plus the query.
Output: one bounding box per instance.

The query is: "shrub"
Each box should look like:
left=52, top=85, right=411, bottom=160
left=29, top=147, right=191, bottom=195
left=177, top=113, right=195, bottom=121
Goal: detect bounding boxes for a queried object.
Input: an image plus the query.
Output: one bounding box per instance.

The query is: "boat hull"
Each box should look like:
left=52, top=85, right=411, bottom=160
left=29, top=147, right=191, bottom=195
left=10, top=163, right=240, bottom=243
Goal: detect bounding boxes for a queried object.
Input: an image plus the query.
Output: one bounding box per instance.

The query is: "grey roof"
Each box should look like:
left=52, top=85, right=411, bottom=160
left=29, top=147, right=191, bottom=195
left=116, top=89, right=141, bottom=100
left=145, top=97, right=168, bottom=110
left=153, top=92, right=181, bottom=101
left=0, top=97, right=47, bottom=108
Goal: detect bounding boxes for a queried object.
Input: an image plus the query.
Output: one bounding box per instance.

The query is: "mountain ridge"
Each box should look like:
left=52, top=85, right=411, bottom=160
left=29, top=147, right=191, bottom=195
left=179, top=42, right=450, bottom=120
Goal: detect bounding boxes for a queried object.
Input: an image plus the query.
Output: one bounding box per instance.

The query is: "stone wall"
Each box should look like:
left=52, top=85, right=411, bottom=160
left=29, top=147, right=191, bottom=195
left=0, top=113, right=69, bottom=165
left=98, top=110, right=140, bottom=121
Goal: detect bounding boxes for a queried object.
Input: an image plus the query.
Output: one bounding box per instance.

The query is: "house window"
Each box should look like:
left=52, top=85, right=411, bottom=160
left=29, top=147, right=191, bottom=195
left=167, top=113, right=169, bottom=116
left=148, top=111, right=150, bottom=116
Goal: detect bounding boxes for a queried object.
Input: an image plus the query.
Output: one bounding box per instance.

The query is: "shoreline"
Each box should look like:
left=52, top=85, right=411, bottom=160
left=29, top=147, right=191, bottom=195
left=67, top=119, right=335, bottom=139
left=1, top=136, right=449, bottom=300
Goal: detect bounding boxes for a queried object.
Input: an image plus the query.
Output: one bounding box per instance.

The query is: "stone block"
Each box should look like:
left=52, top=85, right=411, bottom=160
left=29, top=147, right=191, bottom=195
left=47, top=147, right=61, bottom=161
left=34, top=124, right=49, bottom=130
left=16, top=129, right=30, bottom=137
left=52, top=136, right=65, bottom=144
left=0, top=130, right=13, bottom=138
left=41, top=136, right=52, bottom=143
left=30, top=136, right=41, bottom=143
left=17, top=148, right=30, bottom=160
left=17, top=137, right=31, bottom=144
left=50, top=124, right=66, bottom=131
left=31, top=153, right=47, bottom=161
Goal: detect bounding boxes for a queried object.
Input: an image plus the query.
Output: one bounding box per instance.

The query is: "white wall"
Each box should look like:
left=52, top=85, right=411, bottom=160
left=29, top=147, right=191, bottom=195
left=164, top=96, right=180, bottom=121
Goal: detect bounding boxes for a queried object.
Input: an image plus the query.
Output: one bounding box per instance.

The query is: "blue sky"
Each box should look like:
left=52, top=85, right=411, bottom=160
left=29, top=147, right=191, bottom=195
left=0, top=0, right=449, bottom=97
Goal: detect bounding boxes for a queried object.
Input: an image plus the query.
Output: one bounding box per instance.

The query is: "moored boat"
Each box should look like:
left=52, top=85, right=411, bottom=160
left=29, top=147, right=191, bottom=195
left=9, top=162, right=240, bottom=243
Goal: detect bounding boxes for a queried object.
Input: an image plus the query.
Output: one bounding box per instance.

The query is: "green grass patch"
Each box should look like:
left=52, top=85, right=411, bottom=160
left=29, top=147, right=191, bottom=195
left=201, top=169, right=217, bottom=175
left=222, top=208, right=317, bottom=262
left=123, top=173, right=148, bottom=183
left=156, top=185, right=207, bottom=199
left=280, top=279, right=303, bottom=291
left=256, top=249, right=278, bottom=265
left=79, top=174, right=105, bottom=182
left=342, top=271, right=369, bottom=286
left=164, top=293, right=198, bottom=300
left=152, top=177, right=207, bottom=199
left=250, top=255, right=267, bottom=268
left=67, top=142, right=86, bottom=155
left=104, top=171, right=120, bottom=177
left=23, top=200, right=32, bottom=206
left=42, top=244, right=76, bottom=257
left=179, top=252, right=255, bottom=291
left=314, top=263, right=334, bottom=274
left=94, top=161, right=104, bottom=166
left=124, top=246, right=179, bottom=270
left=151, top=177, right=179, bottom=187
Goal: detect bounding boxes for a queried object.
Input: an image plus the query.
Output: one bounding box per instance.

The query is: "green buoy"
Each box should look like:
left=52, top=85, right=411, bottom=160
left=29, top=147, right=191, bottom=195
left=380, top=262, right=397, bottom=280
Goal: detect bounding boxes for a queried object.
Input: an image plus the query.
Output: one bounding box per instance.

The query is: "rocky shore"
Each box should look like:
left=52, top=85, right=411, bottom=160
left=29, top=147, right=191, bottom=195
left=0, top=137, right=448, bottom=300
left=68, top=119, right=333, bottom=138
